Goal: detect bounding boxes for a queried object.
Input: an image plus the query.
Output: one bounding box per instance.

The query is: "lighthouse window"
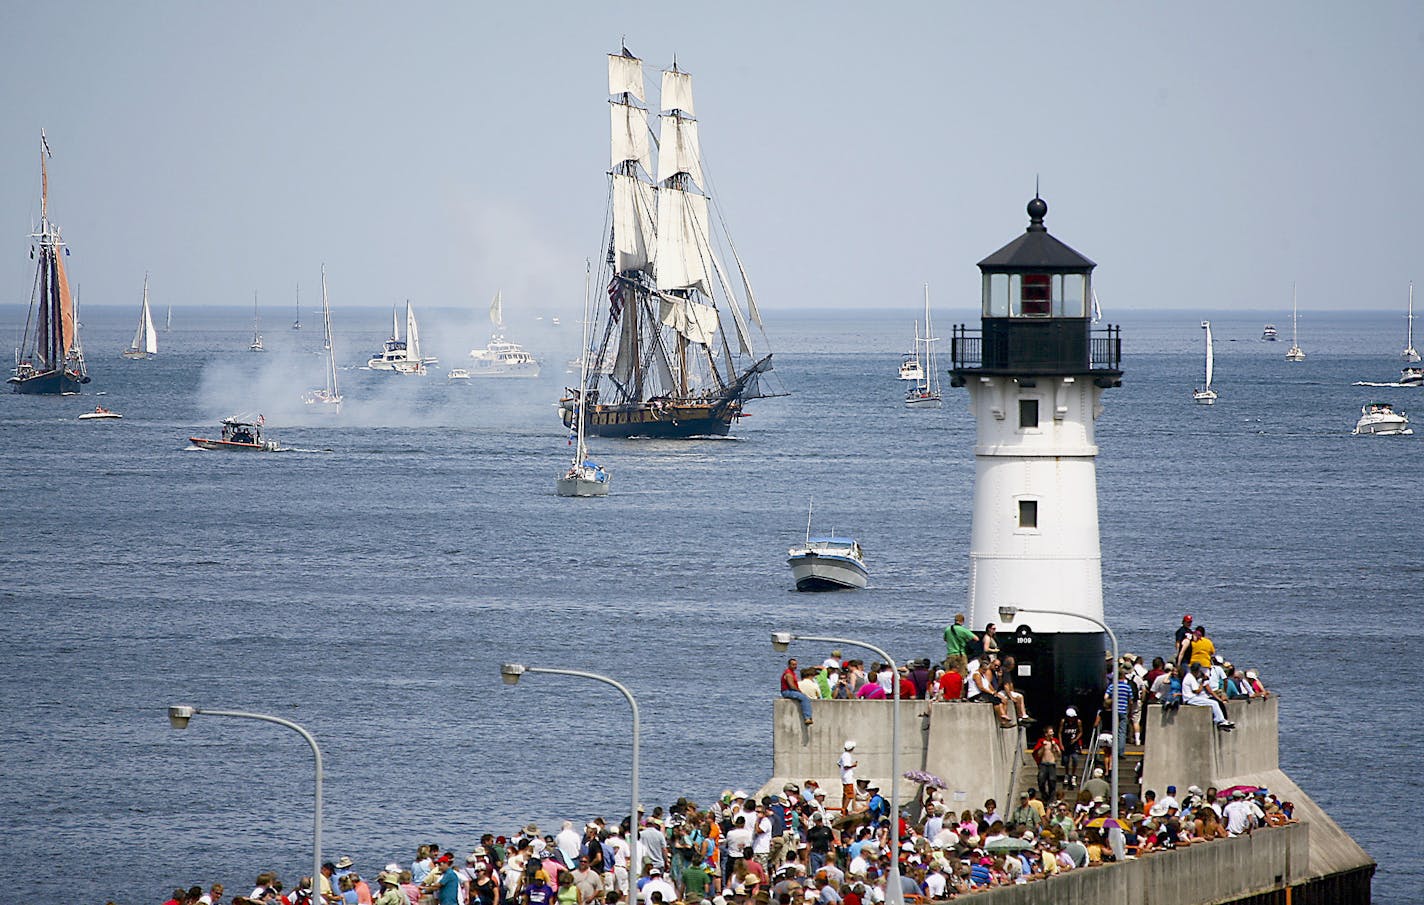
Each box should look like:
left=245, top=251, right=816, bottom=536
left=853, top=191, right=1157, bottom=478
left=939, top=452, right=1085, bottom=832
left=1020, top=274, right=1052, bottom=316
left=984, top=273, right=1009, bottom=317
left=1019, top=398, right=1039, bottom=428
left=1053, top=274, right=1087, bottom=317
left=1018, top=499, right=1039, bottom=529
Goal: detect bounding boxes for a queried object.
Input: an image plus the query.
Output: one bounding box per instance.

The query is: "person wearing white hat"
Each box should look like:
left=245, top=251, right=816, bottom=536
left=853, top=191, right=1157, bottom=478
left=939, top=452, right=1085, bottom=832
left=1059, top=707, right=1083, bottom=788
left=838, top=741, right=858, bottom=814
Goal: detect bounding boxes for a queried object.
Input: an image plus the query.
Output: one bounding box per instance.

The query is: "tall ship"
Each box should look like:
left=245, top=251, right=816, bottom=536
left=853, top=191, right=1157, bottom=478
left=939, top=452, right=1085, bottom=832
left=9, top=132, right=89, bottom=395
left=561, top=47, right=783, bottom=439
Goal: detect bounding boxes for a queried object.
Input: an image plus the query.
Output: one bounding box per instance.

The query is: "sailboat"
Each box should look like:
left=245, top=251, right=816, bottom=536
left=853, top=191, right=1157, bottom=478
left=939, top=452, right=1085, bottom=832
left=165, top=305, right=172, bottom=333
left=302, top=266, right=342, bottom=411
left=122, top=273, right=158, bottom=359
left=557, top=263, right=611, bottom=497
left=366, top=301, right=426, bottom=374
left=1193, top=320, right=1218, bottom=404
left=904, top=284, right=942, bottom=408
left=469, top=289, right=541, bottom=377
left=560, top=46, right=784, bottom=439
left=292, top=283, right=302, bottom=331
left=1285, top=282, right=1305, bottom=362
left=248, top=291, right=265, bottom=352
left=1404, top=282, right=1420, bottom=363
left=9, top=131, right=90, bottom=395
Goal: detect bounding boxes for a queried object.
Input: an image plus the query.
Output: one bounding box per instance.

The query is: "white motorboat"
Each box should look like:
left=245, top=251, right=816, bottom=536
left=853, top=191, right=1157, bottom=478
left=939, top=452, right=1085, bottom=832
left=786, top=501, right=867, bottom=591
left=1352, top=402, right=1412, bottom=436
left=1193, top=320, right=1218, bottom=404
left=1285, top=283, right=1305, bottom=362
left=898, top=351, right=924, bottom=381
left=557, top=266, right=611, bottom=497
left=121, top=273, right=157, bottom=359
left=1400, top=366, right=1422, bottom=388
left=904, top=283, right=942, bottom=408
left=367, top=301, right=427, bottom=374
left=1404, top=282, right=1420, bottom=363
left=1261, top=324, right=1278, bottom=341
left=248, top=291, right=265, bottom=352
left=301, top=266, right=342, bottom=412
left=470, top=290, right=541, bottom=377
left=79, top=405, right=122, bottom=420
left=447, top=368, right=471, bottom=380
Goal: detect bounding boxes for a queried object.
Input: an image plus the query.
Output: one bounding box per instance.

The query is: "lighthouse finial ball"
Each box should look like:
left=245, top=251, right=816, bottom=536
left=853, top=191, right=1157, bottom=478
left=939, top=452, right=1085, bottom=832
left=1027, top=196, right=1048, bottom=226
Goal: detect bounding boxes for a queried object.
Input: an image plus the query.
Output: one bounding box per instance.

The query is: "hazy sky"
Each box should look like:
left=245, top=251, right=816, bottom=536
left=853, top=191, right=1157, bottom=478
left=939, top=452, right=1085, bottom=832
left=2, top=2, right=1421, bottom=316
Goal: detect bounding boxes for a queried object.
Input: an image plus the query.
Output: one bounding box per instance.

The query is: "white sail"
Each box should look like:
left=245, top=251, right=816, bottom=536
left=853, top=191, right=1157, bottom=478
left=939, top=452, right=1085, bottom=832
left=610, top=103, right=653, bottom=172
left=612, top=173, right=657, bottom=274
left=406, top=302, right=421, bottom=361
left=731, top=244, right=763, bottom=328
left=659, top=295, right=720, bottom=346
left=612, top=298, right=637, bottom=385
left=1203, top=321, right=1214, bottom=389
left=661, top=68, right=695, bottom=115
left=608, top=52, right=645, bottom=100
left=654, top=187, right=711, bottom=295
left=391, top=305, right=399, bottom=340
left=322, top=267, right=338, bottom=396
left=656, top=116, right=703, bottom=186
left=490, top=290, right=505, bottom=331
left=1406, top=282, right=1419, bottom=362
left=131, top=275, right=157, bottom=354
left=710, top=250, right=753, bottom=355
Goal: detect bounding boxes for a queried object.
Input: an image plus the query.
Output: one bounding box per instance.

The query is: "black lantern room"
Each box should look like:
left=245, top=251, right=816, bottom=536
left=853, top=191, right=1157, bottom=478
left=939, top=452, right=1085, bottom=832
left=950, top=197, right=1122, bottom=387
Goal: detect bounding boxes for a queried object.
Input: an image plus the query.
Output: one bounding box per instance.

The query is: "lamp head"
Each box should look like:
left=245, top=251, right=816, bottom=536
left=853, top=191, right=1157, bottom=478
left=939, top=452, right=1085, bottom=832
left=500, top=663, right=526, bottom=686
left=770, top=631, right=793, bottom=652
left=998, top=606, right=1019, bottom=623
left=167, top=705, right=195, bottom=729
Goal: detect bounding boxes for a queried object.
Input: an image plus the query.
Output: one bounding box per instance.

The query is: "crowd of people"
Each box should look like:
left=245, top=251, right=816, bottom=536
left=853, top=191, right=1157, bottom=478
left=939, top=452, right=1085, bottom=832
left=155, top=615, right=1285, bottom=903
left=154, top=775, right=1295, bottom=905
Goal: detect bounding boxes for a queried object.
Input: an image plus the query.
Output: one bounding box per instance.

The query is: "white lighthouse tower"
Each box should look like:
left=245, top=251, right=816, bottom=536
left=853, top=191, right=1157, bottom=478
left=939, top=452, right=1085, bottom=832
left=948, top=195, right=1122, bottom=723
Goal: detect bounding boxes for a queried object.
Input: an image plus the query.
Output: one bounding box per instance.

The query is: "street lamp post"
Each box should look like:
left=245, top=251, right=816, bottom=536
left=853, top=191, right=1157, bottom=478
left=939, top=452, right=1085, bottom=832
left=770, top=631, right=905, bottom=905
left=501, top=664, right=641, bottom=898
left=166, top=705, right=324, bottom=901
left=995, top=606, right=1120, bottom=821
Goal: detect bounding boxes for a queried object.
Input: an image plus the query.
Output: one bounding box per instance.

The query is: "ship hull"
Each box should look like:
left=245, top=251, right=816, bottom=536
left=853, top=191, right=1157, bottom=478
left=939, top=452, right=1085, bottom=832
left=562, top=401, right=738, bottom=439
left=788, top=554, right=869, bottom=591
left=8, top=369, right=87, bottom=395
left=188, top=437, right=279, bottom=451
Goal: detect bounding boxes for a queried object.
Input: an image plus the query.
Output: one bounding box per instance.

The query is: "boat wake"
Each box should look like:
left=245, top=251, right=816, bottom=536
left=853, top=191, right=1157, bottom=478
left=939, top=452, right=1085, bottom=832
left=1353, top=381, right=1411, bottom=387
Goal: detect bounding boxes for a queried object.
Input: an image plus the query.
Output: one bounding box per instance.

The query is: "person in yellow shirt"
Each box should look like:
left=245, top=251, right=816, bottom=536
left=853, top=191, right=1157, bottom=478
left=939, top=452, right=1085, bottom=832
left=1188, top=628, right=1216, bottom=669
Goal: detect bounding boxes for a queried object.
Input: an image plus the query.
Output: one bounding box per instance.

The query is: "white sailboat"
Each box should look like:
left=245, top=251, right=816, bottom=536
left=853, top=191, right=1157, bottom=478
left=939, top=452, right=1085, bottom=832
left=121, top=273, right=157, bottom=359
left=904, top=283, right=942, bottom=408
left=248, top=291, right=265, bottom=352
left=291, top=283, right=302, bottom=331
left=302, top=266, right=342, bottom=411
left=1193, top=320, right=1218, bottom=404
left=366, top=301, right=426, bottom=374
left=557, top=264, right=611, bottom=497
left=165, top=305, right=172, bottom=333
left=1404, top=282, right=1420, bottom=363
left=1285, top=282, right=1305, bottom=362
left=469, top=289, right=541, bottom=377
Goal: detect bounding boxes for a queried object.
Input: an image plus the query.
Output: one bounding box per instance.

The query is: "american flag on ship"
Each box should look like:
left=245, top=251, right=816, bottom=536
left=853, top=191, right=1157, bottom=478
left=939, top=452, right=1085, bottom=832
left=608, top=278, right=623, bottom=321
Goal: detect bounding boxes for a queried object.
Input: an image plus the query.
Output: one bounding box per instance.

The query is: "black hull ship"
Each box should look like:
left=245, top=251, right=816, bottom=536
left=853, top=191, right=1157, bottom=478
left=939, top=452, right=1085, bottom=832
left=562, top=48, right=783, bottom=441
left=9, top=132, right=89, bottom=396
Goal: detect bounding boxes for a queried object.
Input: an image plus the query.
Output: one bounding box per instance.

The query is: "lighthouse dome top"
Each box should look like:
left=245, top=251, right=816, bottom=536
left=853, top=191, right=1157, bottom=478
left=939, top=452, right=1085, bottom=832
left=978, top=195, right=1096, bottom=274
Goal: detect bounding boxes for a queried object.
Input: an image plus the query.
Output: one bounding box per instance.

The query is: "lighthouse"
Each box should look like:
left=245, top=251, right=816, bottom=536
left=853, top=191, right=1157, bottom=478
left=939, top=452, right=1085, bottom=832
left=949, top=195, right=1122, bottom=727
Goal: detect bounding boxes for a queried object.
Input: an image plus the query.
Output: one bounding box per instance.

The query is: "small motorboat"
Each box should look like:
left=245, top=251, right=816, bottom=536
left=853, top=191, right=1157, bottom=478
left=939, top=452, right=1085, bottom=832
left=447, top=368, right=471, bottom=381
left=79, top=405, right=122, bottom=421
left=189, top=415, right=280, bottom=451
left=1352, top=402, right=1412, bottom=436
left=786, top=501, right=867, bottom=591
left=1401, top=366, right=1422, bottom=388
left=1261, top=324, right=1279, bottom=341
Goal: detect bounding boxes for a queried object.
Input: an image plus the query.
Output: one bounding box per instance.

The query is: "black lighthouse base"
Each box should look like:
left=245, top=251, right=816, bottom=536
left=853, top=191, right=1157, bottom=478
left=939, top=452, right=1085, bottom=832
left=998, top=626, right=1106, bottom=740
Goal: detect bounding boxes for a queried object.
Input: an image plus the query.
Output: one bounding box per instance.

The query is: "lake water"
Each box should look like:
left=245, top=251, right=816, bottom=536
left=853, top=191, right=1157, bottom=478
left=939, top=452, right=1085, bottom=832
left=0, top=304, right=1417, bottom=903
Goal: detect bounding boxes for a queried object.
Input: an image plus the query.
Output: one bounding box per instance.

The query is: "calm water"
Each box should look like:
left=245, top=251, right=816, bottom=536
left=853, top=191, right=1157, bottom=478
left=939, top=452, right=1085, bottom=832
left=0, top=305, right=1417, bottom=903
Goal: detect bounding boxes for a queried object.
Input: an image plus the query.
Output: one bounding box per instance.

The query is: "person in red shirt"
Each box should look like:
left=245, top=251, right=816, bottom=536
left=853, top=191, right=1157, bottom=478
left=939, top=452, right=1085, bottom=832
left=935, top=667, right=965, bottom=701
left=780, top=657, right=814, bottom=725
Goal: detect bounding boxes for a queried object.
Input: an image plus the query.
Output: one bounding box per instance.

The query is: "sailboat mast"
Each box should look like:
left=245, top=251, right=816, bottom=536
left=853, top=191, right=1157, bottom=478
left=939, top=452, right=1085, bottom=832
left=1407, top=282, right=1416, bottom=355
left=1291, top=282, right=1298, bottom=346
left=805, top=498, right=813, bottom=545
left=322, top=265, right=337, bottom=395
left=576, top=261, right=593, bottom=461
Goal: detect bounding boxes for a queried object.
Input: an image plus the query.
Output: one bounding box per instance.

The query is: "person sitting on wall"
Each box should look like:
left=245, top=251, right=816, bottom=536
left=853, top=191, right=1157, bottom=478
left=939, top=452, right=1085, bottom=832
left=1182, top=663, right=1234, bottom=731
left=967, top=660, right=1012, bottom=727
left=994, top=657, right=1032, bottom=725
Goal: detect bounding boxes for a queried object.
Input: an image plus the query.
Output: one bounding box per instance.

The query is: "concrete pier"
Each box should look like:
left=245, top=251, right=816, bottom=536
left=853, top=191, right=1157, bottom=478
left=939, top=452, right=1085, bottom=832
left=763, top=695, right=1374, bottom=902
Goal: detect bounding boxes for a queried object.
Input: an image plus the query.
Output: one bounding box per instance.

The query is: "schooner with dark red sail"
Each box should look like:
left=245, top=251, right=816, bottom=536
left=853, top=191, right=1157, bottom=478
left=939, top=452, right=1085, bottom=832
left=9, top=132, right=89, bottom=395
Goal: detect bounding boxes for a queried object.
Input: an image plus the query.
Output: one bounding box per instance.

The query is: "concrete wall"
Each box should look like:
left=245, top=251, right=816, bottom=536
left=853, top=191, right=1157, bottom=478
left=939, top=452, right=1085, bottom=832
left=1141, top=695, right=1279, bottom=795
left=763, top=699, right=1017, bottom=811
left=962, top=822, right=1310, bottom=905
left=763, top=699, right=928, bottom=805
